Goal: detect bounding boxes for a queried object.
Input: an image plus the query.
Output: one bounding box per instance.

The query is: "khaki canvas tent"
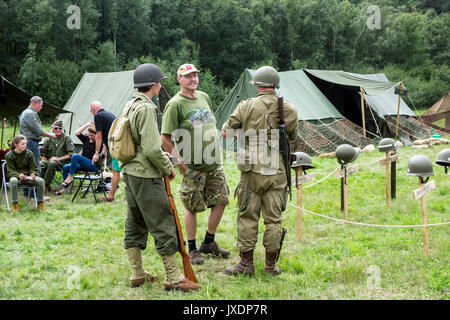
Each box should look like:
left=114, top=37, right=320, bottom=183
left=60, top=70, right=169, bottom=145
left=420, top=92, right=450, bottom=133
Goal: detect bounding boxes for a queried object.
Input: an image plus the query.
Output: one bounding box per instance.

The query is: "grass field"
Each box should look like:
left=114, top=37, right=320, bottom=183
left=0, top=129, right=448, bottom=300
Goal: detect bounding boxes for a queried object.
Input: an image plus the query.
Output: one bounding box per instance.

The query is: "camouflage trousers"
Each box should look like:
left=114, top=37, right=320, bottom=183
left=180, top=166, right=229, bottom=213
left=235, top=172, right=287, bottom=253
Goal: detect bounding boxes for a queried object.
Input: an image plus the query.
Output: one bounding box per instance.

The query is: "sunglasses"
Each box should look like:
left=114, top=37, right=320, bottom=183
left=53, top=127, right=63, bottom=130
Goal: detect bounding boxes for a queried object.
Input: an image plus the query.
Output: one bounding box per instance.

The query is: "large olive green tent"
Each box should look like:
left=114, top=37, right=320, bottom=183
left=59, top=70, right=169, bottom=144
left=215, top=68, right=431, bottom=155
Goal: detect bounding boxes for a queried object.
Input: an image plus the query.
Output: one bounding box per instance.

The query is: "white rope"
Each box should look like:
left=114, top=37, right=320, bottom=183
left=302, top=166, right=339, bottom=189
left=288, top=203, right=450, bottom=228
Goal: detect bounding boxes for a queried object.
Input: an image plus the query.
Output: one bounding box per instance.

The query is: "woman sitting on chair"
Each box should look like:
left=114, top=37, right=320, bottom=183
left=56, top=122, right=105, bottom=195
left=5, top=134, right=46, bottom=211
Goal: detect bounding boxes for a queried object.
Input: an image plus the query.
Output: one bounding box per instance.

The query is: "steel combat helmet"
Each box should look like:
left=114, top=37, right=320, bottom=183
left=251, top=66, right=280, bottom=89
left=436, top=148, right=450, bottom=166
left=378, top=138, right=397, bottom=153
left=336, top=144, right=360, bottom=165
left=436, top=148, right=450, bottom=173
left=291, top=152, right=314, bottom=171
left=406, top=155, right=434, bottom=177
left=133, top=63, right=167, bottom=88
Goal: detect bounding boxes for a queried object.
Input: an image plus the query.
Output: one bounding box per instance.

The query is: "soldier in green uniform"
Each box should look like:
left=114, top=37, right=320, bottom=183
left=121, top=63, right=200, bottom=291
left=222, top=66, right=298, bottom=276
left=161, top=64, right=230, bottom=265
left=40, top=120, right=74, bottom=192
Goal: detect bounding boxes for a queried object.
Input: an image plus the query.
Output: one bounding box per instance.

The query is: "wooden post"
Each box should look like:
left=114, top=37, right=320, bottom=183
left=343, top=172, right=348, bottom=221
left=297, top=169, right=303, bottom=241
left=360, top=87, right=366, bottom=137
left=1, top=117, right=4, bottom=149
left=385, top=152, right=390, bottom=207
left=419, top=178, right=429, bottom=258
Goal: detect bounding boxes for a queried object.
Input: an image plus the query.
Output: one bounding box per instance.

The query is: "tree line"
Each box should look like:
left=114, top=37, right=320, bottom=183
left=0, top=0, right=448, bottom=112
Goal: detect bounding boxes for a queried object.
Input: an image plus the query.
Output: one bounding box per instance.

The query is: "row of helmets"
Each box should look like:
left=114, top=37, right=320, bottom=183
left=291, top=138, right=450, bottom=178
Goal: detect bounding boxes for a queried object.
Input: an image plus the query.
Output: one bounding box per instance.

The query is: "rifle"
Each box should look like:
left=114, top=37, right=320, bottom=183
left=163, top=175, right=198, bottom=283
left=277, top=95, right=292, bottom=201
left=276, top=227, right=287, bottom=262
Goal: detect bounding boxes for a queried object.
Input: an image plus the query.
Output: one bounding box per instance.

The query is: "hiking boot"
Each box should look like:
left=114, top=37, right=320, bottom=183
left=12, top=203, right=19, bottom=212
left=189, top=250, right=204, bottom=265
left=199, top=241, right=230, bottom=258
left=164, top=277, right=201, bottom=292
left=264, top=251, right=281, bottom=275
left=224, top=250, right=255, bottom=276
left=37, top=202, right=46, bottom=211
left=130, top=271, right=158, bottom=288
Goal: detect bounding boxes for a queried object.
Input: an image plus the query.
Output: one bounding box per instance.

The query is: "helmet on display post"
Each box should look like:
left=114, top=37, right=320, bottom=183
left=134, top=63, right=167, bottom=88
left=406, top=155, right=434, bottom=177
left=336, top=144, right=360, bottom=165
left=291, top=152, right=314, bottom=171
left=378, top=138, right=398, bottom=153
left=250, top=66, right=280, bottom=89
left=436, top=148, right=450, bottom=167
left=436, top=148, right=450, bottom=173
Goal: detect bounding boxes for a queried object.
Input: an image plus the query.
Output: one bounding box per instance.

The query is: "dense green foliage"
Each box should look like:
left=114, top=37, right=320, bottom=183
left=0, top=0, right=448, bottom=110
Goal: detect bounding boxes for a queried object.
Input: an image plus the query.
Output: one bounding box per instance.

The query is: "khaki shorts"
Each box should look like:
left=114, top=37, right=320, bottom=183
left=180, top=167, right=229, bottom=213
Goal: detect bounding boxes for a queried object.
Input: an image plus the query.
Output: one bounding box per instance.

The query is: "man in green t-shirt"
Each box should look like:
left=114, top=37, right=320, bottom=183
left=161, top=64, right=230, bottom=265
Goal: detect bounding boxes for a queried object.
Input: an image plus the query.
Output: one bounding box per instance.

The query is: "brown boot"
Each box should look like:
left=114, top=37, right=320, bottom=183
left=224, top=250, right=255, bottom=276
left=264, top=251, right=281, bottom=275
left=37, top=202, right=46, bottom=211
left=164, top=277, right=201, bottom=292
left=130, top=272, right=158, bottom=288
left=12, top=203, right=19, bottom=212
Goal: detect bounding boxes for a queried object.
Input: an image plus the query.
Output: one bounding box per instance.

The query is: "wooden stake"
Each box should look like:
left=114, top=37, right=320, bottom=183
left=360, top=87, right=366, bottom=137
left=297, top=169, right=303, bottom=241
left=419, top=179, right=429, bottom=258
left=385, top=152, right=390, bottom=207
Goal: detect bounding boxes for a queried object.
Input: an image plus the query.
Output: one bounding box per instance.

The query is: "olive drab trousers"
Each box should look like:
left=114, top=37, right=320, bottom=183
left=123, top=173, right=178, bottom=256
left=235, top=172, right=286, bottom=253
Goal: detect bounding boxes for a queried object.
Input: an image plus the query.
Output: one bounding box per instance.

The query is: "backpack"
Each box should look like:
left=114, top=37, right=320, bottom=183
left=108, top=98, right=142, bottom=163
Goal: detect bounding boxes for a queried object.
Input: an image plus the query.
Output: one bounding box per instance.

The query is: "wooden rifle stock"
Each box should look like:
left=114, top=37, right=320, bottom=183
left=163, top=175, right=198, bottom=283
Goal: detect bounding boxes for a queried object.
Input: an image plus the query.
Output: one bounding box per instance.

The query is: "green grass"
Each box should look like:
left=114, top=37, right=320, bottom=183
left=0, top=134, right=449, bottom=300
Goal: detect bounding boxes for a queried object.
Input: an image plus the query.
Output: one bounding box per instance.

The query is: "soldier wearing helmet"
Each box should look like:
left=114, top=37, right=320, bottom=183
left=161, top=63, right=230, bottom=266
left=222, top=66, right=299, bottom=276
left=121, top=63, right=200, bottom=292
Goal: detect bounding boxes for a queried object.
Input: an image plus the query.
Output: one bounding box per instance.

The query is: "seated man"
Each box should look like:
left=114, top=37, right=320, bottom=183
left=40, top=120, right=74, bottom=192
left=56, top=122, right=105, bottom=194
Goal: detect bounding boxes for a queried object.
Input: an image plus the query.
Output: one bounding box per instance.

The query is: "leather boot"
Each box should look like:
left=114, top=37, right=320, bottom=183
left=224, top=250, right=255, bottom=276
left=37, top=202, right=46, bottom=211
left=264, top=251, right=281, bottom=275
left=162, top=255, right=200, bottom=292
left=12, top=203, right=19, bottom=212
left=126, top=247, right=157, bottom=287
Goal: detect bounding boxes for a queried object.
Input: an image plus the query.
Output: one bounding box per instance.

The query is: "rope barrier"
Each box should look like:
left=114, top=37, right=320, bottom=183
left=287, top=203, right=450, bottom=229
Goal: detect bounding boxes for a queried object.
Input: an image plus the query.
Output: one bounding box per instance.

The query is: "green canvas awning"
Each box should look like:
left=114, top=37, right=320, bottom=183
left=0, top=75, right=71, bottom=117
left=304, top=69, right=402, bottom=96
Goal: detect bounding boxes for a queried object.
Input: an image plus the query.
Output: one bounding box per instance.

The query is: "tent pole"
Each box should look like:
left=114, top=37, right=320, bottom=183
left=1, top=117, right=4, bottom=149
left=395, top=82, right=404, bottom=138
left=13, top=116, right=17, bottom=137
left=360, top=87, right=366, bottom=137
left=69, top=113, right=73, bottom=135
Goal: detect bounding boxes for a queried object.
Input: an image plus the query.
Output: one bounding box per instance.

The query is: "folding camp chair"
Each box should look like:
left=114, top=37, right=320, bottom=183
left=71, top=155, right=106, bottom=203
left=0, top=160, right=38, bottom=211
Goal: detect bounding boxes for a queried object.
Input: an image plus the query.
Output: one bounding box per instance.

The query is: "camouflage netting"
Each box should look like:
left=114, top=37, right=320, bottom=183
left=384, top=116, right=448, bottom=145
left=293, top=118, right=378, bottom=156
